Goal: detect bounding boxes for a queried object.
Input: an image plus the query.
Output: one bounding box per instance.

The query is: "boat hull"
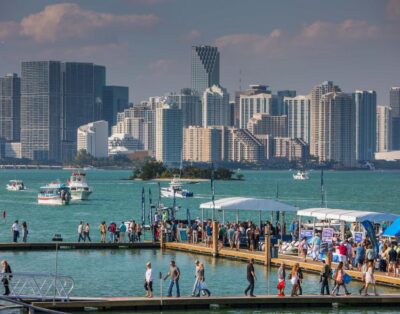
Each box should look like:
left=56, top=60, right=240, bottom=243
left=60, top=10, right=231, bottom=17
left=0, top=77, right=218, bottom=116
left=161, top=188, right=193, bottom=198
left=38, top=196, right=70, bottom=205
left=70, top=190, right=92, bottom=200
left=6, top=186, right=26, bottom=191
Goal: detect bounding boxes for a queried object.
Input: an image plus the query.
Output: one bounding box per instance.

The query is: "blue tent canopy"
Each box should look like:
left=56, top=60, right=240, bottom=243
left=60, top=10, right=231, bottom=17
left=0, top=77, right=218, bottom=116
left=383, top=217, right=400, bottom=237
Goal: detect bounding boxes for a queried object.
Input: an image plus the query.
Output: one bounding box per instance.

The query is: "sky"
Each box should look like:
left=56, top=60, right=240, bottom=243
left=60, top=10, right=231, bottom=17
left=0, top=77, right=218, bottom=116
left=0, top=0, right=399, bottom=105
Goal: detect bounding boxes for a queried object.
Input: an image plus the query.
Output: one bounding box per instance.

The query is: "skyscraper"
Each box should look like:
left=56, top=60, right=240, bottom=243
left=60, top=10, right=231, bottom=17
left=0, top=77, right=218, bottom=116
left=376, top=105, right=392, bottom=152
left=93, top=65, right=106, bottom=121
left=0, top=73, right=20, bottom=142
left=247, top=114, right=288, bottom=138
left=155, top=104, right=183, bottom=165
left=102, top=86, right=129, bottom=133
left=202, top=85, right=230, bottom=127
left=353, top=90, right=377, bottom=161
left=310, top=81, right=341, bottom=157
left=390, top=87, right=400, bottom=149
left=285, top=95, right=311, bottom=144
left=238, top=85, right=272, bottom=128
left=77, top=120, right=109, bottom=158
left=21, top=61, right=61, bottom=161
left=191, top=46, right=219, bottom=95
left=275, top=90, right=296, bottom=115
left=317, top=92, right=356, bottom=168
left=167, top=88, right=202, bottom=127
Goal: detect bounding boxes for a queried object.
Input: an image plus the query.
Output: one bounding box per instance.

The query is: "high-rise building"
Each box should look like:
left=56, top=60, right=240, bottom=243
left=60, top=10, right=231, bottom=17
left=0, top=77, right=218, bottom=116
left=183, top=126, right=223, bottom=163
left=390, top=87, right=400, bottom=149
left=310, top=81, right=341, bottom=156
left=274, top=90, right=296, bottom=115
left=167, top=88, right=202, bottom=127
left=238, top=85, right=272, bottom=128
left=274, top=137, right=309, bottom=161
left=202, top=85, right=230, bottom=127
left=317, top=92, right=356, bottom=167
left=227, top=128, right=264, bottom=163
left=102, top=86, right=129, bottom=133
left=77, top=120, right=109, bottom=158
left=155, top=104, right=183, bottom=165
left=353, top=90, right=377, bottom=161
left=191, top=45, right=219, bottom=95
left=285, top=95, right=311, bottom=144
left=21, top=61, right=61, bottom=161
left=0, top=73, right=20, bottom=141
left=247, top=113, right=288, bottom=137
left=93, top=65, right=106, bottom=121
left=376, top=106, right=392, bottom=152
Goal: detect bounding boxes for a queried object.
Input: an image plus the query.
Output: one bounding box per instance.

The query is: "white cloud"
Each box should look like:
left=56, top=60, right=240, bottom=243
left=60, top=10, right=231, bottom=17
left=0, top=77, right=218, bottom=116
left=0, top=21, right=20, bottom=41
left=181, top=29, right=201, bottom=41
left=19, top=3, right=159, bottom=43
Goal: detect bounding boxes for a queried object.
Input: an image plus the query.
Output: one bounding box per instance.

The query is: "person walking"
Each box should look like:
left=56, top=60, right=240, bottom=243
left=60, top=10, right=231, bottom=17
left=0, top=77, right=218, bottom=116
left=144, top=262, right=153, bottom=298
left=299, top=237, right=308, bottom=262
left=164, top=260, right=180, bottom=297
left=84, top=223, right=91, bottom=242
left=119, top=222, right=126, bottom=243
left=191, top=260, right=201, bottom=296
left=311, top=233, right=322, bottom=261
left=99, top=221, right=107, bottom=243
left=1, top=260, right=12, bottom=295
left=297, top=264, right=304, bottom=295
left=331, top=262, right=351, bottom=296
left=277, top=262, right=286, bottom=296
left=197, top=263, right=211, bottom=296
left=11, top=220, right=19, bottom=243
left=244, top=258, right=256, bottom=297
left=363, top=261, right=378, bottom=296
left=136, top=223, right=142, bottom=242
left=108, top=222, right=116, bottom=243
left=77, top=221, right=84, bottom=242
left=320, top=260, right=331, bottom=295
left=21, top=222, right=28, bottom=243
left=290, top=264, right=299, bottom=297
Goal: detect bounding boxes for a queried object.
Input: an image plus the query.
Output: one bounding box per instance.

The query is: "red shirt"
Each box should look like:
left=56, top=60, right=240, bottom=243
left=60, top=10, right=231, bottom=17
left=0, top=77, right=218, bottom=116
left=338, top=244, right=347, bottom=256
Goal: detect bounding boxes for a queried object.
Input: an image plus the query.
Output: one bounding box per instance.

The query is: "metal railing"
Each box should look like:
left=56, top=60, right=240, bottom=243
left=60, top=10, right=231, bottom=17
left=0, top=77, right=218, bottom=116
left=4, top=272, right=74, bottom=302
left=0, top=295, right=67, bottom=314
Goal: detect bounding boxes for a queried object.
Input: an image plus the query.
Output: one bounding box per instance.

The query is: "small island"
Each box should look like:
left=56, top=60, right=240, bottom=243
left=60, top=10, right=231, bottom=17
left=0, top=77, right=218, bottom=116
left=130, top=160, right=244, bottom=181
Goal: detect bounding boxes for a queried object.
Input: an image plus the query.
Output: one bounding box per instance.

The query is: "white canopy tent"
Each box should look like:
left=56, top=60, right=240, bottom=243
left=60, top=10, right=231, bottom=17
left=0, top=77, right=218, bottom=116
left=297, top=208, right=398, bottom=223
left=199, top=197, right=299, bottom=232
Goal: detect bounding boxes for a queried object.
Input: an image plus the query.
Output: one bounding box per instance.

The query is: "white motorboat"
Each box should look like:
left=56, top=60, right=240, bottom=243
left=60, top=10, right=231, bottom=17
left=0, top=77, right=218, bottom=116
left=6, top=180, right=26, bottom=191
left=293, top=171, right=310, bottom=180
left=38, top=182, right=71, bottom=205
left=161, top=176, right=193, bottom=198
left=67, top=172, right=92, bottom=200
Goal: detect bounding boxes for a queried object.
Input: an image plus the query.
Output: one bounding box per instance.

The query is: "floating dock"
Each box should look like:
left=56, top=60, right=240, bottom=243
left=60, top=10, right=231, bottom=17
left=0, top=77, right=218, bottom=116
left=32, top=295, right=400, bottom=311
left=0, top=242, right=158, bottom=251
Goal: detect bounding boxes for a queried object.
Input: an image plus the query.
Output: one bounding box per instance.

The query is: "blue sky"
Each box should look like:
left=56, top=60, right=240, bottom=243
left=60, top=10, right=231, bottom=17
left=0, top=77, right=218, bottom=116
left=0, top=0, right=399, bottom=104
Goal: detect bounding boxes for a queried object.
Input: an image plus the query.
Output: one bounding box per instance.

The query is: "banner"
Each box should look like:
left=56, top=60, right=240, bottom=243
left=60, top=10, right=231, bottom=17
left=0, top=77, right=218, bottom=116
left=361, top=220, right=378, bottom=252
left=353, top=231, right=364, bottom=243
left=300, top=229, right=313, bottom=239
left=322, top=228, right=334, bottom=243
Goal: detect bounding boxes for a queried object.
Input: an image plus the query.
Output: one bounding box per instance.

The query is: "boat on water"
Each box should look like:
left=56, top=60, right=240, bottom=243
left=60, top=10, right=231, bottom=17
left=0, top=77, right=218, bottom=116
left=38, top=182, right=71, bottom=205
left=6, top=180, right=26, bottom=191
left=67, top=172, right=92, bottom=200
left=161, top=176, right=194, bottom=198
left=293, top=171, right=310, bottom=180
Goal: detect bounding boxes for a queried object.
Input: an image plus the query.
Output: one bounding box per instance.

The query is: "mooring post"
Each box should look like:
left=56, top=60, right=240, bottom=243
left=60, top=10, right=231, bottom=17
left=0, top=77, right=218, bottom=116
left=264, top=225, right=271, bottom=267
left=160, top=224, right=165, bottom=250
left=212, top=221, right=219, bottom=257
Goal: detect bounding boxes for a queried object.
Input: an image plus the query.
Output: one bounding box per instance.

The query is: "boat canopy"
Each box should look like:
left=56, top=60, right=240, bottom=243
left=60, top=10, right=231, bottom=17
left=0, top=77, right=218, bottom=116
left=297, top=208, right=398, bottom=223
left=200, top=197, right=298, bottom=212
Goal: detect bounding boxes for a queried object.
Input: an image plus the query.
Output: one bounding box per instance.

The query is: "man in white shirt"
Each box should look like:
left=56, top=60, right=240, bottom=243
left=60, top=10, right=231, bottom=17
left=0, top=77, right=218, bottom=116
left=77, top=221, right=84, bottom=242
left=11, top=220, right=19, bottom=243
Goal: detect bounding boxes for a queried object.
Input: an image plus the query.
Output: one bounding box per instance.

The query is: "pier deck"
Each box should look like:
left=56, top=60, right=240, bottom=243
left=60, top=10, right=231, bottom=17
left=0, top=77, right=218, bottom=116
left=0, top=242, right=158, bottom=251
left=32, top=294, right=400, bottom=311
left=165, top=242, right=400, bottom=287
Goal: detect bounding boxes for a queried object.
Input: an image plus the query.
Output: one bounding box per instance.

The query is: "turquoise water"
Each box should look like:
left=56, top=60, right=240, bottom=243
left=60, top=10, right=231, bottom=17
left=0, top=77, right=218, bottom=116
left=0, top=169, right=399, bottom=242
left=1, top=169, right=400, bottom=313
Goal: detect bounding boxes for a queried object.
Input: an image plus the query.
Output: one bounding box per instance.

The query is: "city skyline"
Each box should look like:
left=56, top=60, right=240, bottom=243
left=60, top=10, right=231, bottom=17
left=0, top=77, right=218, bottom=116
left=0, top=0, right=399, bottom=105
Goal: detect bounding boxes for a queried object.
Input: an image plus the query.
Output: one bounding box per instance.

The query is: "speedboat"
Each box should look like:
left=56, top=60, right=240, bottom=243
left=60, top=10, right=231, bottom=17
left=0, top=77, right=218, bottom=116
left=67, top=172, right=92, bottom=200
left=6, top=180, right=26, bottom=191
left=293, top=171, right=310, bottom=180
left=161, top=176, right=193, bottom=198
left=38, top=182, right=71, bottom=205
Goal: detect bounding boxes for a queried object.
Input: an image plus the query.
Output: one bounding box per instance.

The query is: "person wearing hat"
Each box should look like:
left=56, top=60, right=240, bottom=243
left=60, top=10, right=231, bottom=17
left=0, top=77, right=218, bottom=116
left=191, top=260, right=201, bottom=296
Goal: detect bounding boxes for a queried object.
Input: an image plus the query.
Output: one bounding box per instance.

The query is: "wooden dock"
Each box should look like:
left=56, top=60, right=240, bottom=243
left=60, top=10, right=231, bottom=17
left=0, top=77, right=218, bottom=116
left=165, top=242, right=400, bottom=287
left=0, top=242, right=158, bottom=251
left=32, top=294, right=400, bottom=311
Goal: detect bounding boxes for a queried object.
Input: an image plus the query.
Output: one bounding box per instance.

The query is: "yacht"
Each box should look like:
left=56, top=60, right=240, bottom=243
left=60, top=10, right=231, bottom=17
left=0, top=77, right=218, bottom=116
left=161, top=176, right=194, bottom=198
left=38, top=182, right=71, bottom=205
left=67, top=172, right=92, bottom=200
left=6, top=180, right=26, bottom=191
left=293, top=171, right=310, bottom=180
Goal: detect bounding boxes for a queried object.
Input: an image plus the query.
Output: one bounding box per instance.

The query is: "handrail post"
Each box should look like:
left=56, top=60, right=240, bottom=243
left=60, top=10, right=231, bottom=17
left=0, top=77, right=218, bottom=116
left=264, top=225, right=271, bottom=267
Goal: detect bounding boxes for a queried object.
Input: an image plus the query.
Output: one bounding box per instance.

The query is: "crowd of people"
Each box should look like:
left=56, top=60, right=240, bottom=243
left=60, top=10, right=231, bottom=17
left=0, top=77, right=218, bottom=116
left=78, top=221, right=143, bottom=243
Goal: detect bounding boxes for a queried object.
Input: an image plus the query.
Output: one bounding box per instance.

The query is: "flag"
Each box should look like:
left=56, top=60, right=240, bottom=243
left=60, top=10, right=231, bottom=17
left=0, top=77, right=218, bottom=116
left=361, top=220, right=379, bottom=253
left=141, top=187, right=145, bottom=226
left=148, top=188, right=153, bottom=225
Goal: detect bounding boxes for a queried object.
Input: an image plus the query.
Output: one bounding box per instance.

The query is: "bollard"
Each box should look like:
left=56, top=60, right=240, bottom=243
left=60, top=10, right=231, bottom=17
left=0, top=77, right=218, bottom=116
left=212, top=221, right=219, bottom=257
